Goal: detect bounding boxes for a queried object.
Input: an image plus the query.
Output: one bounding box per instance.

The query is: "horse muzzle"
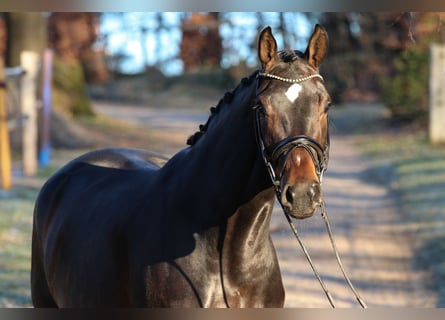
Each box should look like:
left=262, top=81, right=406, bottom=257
left=280, top=180, right=322, bottom=219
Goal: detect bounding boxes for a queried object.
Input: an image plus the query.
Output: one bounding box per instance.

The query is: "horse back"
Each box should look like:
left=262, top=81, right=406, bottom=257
left=73, top=147, right=168, bottom=169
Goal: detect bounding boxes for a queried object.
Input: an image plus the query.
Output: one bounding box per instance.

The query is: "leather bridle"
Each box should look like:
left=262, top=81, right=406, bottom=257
left=253, top=70, right=367, bottom=308
left=254, top=71, right=330, bottom=191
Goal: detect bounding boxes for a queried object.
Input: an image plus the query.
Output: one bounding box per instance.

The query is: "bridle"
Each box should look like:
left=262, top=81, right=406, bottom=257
left=254, top=71, right=367, bottom=308
left=254, top=71, right=329, bottom=187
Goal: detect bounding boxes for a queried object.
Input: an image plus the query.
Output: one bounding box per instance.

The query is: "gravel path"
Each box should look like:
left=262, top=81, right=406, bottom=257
left=79, top=102, right=441, bottom=307
left=272, top=133, right=437, bottom=307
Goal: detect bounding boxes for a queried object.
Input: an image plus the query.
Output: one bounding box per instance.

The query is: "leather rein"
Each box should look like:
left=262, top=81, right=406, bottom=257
left=254, top=71, right=367, bottom=308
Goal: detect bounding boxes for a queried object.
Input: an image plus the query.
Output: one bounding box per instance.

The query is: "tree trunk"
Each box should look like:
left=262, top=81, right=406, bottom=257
left=47, top=13, right=104, bottom=117
left=0, top=14, right=7, bottom=60
left=4, top=13, right=46, bottom=67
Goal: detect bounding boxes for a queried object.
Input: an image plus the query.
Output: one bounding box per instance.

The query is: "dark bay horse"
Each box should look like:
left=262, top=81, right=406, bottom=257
left=31, top=25, right=331, bottom=307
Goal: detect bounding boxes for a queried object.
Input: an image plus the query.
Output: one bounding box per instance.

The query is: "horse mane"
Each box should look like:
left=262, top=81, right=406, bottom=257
left=186, top=50, right=306, bottom=147
left=186, top=70, right=259, bottom=146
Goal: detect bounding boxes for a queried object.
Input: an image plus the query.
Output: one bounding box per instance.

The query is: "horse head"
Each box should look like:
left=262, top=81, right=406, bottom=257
left=255, top=24, right=331, bottom=219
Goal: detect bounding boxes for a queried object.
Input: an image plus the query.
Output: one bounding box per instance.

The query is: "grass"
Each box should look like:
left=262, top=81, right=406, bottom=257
left=0, top=186, right=38, bottom=307
left=354, top=122, right=445, bottom=306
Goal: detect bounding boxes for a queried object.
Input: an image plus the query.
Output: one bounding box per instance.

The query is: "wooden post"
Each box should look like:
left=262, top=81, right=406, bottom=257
left=39, top=49, right=53, bottom=167
left=21, top=51, right=39, bottom=176
left=0, top=57, right=12, bottom=190
left=429, top=44, right=445, bottom=145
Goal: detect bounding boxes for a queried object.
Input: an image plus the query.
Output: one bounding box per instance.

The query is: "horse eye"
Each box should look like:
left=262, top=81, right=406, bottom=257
left=254, top=104, right=265, bottom=113
left=324, top=101, right=332, bottom=113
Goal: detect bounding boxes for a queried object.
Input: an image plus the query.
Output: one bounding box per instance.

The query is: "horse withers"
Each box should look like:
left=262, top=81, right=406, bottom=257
left=31, top=25, right=331, bottom=307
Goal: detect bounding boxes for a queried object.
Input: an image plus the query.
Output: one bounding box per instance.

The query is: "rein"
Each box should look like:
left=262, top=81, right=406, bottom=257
left=255, top=72, right=367, bottom=308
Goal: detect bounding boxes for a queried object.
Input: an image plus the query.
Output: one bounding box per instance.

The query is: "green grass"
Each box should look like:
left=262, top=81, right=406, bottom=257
left=356, top=127, right=445, bottom=306
left=0, top=187, right=38, bottom=307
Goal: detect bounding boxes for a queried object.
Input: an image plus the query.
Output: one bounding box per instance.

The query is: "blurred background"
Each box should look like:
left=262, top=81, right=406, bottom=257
left=2, top=13, right=443, bottom=130
left=1, top=12, right=445, bottom=307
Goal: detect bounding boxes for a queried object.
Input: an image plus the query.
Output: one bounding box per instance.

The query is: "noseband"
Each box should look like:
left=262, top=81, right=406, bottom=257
left=254, top=71, right=330, bottom=189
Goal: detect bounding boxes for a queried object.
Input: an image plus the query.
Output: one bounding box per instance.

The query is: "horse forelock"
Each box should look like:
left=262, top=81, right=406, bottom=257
left=272, top=50, right=316, bottom=79
left=278, top=49, right=304, bottom=63
left=186, top=70, right=259, bottom=146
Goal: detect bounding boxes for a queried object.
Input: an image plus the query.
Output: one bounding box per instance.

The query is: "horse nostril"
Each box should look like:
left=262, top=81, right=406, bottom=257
left=309, top=183, right=321, bottom=203
left=286, top=186, right=295, bottom=204
left=280, top=184, right=293, bottom=209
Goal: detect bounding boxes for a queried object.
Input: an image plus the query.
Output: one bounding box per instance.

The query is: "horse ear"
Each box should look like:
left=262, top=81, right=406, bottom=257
left=258, top=26, right=277, bottom=70
left=304, top=24, right=329, bottom=69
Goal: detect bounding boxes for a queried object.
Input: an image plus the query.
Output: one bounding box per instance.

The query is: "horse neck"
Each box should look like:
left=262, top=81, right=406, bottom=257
left=189, top=77, right=275, bottom=264
left=178, top=76, right=276, bottom=245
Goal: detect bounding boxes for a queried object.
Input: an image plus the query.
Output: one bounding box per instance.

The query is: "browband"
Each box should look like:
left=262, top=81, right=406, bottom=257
left=258, top=72, right=324, bottom=84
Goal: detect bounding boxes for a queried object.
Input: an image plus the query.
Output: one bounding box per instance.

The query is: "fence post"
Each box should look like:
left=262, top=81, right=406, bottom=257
left=21, top=51, right=40, bottom=176
left=39, top=49, right=53, bottom=167
left=429, top=44, right=445, bottom=145
left=0, top=57, right=12, bottom=190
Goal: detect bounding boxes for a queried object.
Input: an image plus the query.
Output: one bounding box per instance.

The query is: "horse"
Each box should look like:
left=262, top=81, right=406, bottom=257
left=31, top=24, right=331, bottom=307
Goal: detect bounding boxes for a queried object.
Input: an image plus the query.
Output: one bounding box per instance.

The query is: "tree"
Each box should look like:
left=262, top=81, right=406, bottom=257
left=3, top=12, right=46, bottom=67
left=3, top=13, right=107, bottom=149
left=48, top=12, right=108, bottom=117
left=180, top=12, right=223, bottom=72
left=0, top=14, right=8, bottom=59
left=320, top=11, right=444, bottom=122
left=375, top=13, right=443, bottom=121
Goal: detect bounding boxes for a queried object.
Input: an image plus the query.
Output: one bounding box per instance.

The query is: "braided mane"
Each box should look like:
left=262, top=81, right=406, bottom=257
left=186, top=51, right=308, bottom=147
left=186, top=70, right=259, bottom=146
